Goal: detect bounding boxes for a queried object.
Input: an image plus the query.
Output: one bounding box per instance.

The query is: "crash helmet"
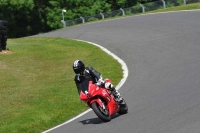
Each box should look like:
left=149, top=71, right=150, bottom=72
left=72, top=60, right=85, bottom=75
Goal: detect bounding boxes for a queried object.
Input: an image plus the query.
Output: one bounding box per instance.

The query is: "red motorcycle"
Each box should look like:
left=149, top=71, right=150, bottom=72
left=79, top=79, right=128, bottom=122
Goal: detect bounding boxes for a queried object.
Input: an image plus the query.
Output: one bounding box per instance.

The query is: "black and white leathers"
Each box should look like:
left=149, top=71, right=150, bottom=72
left=74, top=66, right=103, bottom=95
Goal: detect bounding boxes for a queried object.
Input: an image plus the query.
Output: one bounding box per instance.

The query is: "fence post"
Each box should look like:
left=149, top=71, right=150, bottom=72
left=183, top=0, right=186, bottom=5
left=80, top=17, right=85, bottom=23
left=100, top=13, right=104, bottom=19
left=120, top=8, right=125, bottom=16
left=161, top=0, right=166, bottom=8
left=61, top=20, right=66, bottom=27
left=140, top=4, right=145, bottom=13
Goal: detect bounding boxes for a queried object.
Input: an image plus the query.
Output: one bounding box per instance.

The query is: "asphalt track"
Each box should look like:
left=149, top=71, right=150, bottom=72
left=38, top=10, right=200, bottom=133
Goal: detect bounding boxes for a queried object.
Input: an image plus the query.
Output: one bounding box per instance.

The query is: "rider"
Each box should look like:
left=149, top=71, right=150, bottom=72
left=73, top=60, right=122, bottom=103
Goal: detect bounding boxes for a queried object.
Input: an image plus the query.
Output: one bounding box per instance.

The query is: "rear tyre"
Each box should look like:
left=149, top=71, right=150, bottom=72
left=0, top=25, right=7, bottom=31
left=2, top=41, right=6, bottom=50
left=0, top=35, right=2, bottom=52
left=0, top=30, right=7, bottom=36
left=91, top=102, right=111, bottom=122
left=0, top=20, right=8, bottom=26
left=0, top=20, right=8, bottom=50
left=118, top=98, right=128, bottom=114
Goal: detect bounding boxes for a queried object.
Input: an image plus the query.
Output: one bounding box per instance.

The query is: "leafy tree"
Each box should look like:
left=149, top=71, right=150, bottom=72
left=32, top=0, right=51, bottom=34
left=0, top=0, right=34, bottom=37
left=0, top=0, right=143, bottom=37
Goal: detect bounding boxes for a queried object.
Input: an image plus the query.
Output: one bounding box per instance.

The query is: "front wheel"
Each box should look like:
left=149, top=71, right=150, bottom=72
left=118, top=98, right=128, bottom=114
left=91, top=102, right=111, bottom=122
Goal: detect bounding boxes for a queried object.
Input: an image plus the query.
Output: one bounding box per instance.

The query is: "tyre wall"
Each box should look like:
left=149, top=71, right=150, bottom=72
left=0, top=20, right=8, bottom=52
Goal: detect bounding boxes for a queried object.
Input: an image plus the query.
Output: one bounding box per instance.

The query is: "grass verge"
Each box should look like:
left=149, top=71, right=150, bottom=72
left=0, top=37, right=122, bottom=133
left=64, top=2, right=200, bottom=28
left=144, top=2, right=200, bottom=13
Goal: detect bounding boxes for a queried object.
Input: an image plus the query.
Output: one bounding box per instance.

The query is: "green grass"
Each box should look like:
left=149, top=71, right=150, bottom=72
left=123, top=2, right=200, bottom=19
left=1, top=2, right=200, bottom=133
left=0, top=37, right=123, bottom=133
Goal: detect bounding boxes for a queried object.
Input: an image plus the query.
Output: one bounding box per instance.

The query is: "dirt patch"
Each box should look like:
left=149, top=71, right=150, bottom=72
left=0, top=50, right=13, bottom=54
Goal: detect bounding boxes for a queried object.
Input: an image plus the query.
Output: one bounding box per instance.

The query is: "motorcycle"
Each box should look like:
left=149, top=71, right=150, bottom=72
left=79, top=79, right=128, bottom=122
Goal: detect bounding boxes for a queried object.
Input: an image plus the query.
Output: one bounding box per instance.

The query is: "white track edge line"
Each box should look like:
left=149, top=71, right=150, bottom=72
left=42, top=40, right=129, bottom=133
left=43, top=9, right=200, bottom=133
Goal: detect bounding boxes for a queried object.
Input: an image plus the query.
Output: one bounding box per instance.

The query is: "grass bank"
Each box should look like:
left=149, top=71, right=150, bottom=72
left=0, top=37, right=122, bottom=133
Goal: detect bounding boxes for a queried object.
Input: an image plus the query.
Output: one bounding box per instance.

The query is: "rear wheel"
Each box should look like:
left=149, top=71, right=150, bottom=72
left=0, top=20, right=8, bottom=26
left=91, top=102, right=111, bottom=122
left=118, top=98, right=128, bottom=114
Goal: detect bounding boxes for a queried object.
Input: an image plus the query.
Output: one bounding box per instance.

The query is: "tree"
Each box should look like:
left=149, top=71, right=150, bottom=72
left=0, top=0, right=142, bottom=37
left=0, top=0, right=34, bottom=37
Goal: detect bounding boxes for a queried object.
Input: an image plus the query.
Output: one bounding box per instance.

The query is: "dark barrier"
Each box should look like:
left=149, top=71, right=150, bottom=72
left=0, top=20, right=8, bottom=52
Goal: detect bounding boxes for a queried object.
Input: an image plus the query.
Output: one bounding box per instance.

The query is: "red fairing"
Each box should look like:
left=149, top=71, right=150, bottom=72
left=104, top=90, right=119, bottom=115
left=79, top=79, right=120, bottom=116
left=79, top=91, right=88, bottom=101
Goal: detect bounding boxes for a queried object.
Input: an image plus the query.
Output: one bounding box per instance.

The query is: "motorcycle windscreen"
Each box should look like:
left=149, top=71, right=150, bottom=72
left=79, top=80, right=90, bottom=94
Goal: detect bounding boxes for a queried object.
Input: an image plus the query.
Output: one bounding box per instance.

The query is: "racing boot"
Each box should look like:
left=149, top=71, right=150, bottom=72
left=111, top=88, right=123, bottom=103
left=105, top=82, right=123, bottom=103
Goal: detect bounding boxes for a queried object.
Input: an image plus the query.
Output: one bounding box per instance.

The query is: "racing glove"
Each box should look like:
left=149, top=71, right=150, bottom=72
left=96, top=78, right=105, bottom=87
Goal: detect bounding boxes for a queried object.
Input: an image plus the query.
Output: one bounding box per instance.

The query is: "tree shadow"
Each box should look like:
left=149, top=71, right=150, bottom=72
left=79, top=113, right=121, bottom=125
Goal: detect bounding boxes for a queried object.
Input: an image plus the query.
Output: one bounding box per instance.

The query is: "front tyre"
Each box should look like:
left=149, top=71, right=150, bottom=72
left=118, top=98, right=128, bottom=114
left=91, top=102, right=111, bottom=122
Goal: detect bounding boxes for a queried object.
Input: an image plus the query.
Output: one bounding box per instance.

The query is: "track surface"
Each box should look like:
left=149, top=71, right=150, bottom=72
left=39, top=11, right=200, bottom=133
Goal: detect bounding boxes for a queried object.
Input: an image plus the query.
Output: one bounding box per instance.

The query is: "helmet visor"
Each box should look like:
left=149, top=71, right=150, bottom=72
left=73, top=68, right=80, bottom=74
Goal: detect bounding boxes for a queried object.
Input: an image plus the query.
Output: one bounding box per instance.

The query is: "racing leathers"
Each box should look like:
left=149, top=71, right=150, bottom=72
left=74, top=66, right=122, bottom=102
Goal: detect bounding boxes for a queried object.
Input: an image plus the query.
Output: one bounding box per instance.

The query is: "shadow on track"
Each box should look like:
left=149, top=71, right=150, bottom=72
left=79, top=113, right=123, bottom=125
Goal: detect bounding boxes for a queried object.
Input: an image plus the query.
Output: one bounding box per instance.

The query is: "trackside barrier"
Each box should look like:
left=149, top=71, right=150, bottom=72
left=62, top=0, right=200, bottom=27
left=0, top=20, right=8, bottom=52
